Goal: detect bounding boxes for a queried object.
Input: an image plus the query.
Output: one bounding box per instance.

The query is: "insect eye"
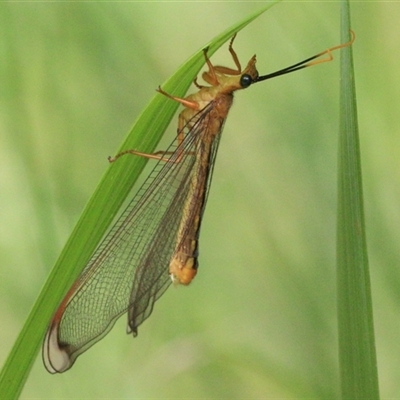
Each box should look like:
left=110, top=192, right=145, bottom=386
left=240, top=74, right=253, bottom=88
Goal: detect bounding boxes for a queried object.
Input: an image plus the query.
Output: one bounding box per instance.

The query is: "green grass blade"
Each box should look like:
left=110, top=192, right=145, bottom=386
left=337, top=1, right=380, bottom=398
left=0, top=3, right=280, bottom=398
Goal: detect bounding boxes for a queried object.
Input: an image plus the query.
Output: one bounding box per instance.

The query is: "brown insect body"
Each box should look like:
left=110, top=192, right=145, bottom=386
left=166, top=49, right=259, bottom=286
left=42, top=32, right=355, bottom=373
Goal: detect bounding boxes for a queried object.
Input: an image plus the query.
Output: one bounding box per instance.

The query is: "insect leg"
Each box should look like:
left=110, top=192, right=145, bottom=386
left=202, top=34, right=245, bottom=86
left=156, top=86, right=200, bottom=110
left=213, top=33, right=243, bottom=75
left=109, top=87, right=199, bottom=164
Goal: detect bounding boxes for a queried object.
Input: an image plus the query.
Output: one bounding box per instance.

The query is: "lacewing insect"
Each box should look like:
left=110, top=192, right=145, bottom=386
left=43, top=32, right=355, bottom=373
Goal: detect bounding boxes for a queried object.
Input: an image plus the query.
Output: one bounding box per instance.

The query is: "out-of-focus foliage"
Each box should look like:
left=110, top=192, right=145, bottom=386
left=1, top=2, right=398, bottom=398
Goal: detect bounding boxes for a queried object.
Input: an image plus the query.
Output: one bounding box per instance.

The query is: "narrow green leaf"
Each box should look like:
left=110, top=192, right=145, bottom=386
left=0, top=3, right=280, bottom=398
left=337, top=1, right=380, bottom=398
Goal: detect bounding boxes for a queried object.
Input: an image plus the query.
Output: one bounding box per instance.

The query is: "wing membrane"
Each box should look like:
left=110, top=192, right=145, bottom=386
left=45, top=102, right=222, bottom=371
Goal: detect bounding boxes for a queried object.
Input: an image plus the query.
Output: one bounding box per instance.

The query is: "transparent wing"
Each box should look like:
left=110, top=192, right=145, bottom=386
left=43, top=101, right=223, bottom=372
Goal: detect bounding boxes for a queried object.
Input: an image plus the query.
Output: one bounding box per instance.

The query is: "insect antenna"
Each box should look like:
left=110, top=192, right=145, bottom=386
left=255, top=31, right=355, bottom=83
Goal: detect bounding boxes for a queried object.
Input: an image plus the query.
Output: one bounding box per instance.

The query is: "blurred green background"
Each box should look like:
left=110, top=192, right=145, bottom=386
left=1, top=2, right=399, bottom=398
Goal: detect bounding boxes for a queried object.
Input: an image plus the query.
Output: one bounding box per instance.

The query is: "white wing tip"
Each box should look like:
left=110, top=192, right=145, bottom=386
left=42, top=324, right=72, bottom=373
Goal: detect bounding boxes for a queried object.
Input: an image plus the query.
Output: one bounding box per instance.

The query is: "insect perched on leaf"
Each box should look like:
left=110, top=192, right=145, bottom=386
left=43, top=32, right=355, bottom=373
